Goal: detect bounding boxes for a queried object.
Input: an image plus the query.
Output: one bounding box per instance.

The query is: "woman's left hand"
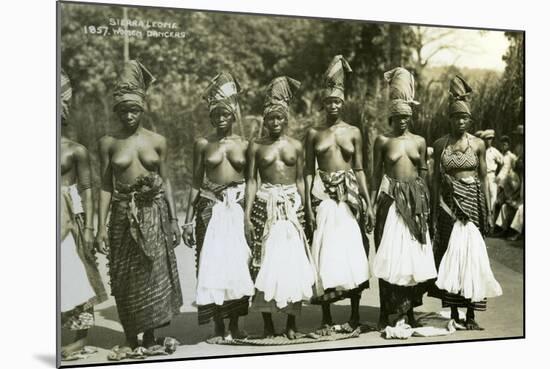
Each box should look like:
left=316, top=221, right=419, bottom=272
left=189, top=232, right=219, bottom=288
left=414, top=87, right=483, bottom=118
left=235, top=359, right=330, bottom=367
left=171, top=220, right=182, bottom=247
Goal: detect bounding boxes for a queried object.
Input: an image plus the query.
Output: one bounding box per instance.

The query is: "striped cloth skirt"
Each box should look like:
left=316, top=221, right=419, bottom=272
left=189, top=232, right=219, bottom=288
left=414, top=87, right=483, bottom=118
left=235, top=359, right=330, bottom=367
left=433, top=175, right=501, bottom=311
left=108, top=174, right=183, bottom=336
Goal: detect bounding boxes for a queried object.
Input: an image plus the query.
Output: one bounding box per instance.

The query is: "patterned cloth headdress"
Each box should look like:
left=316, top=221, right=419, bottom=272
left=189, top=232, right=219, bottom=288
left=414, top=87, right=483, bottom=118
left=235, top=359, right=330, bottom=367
left=263, top=76, right=301, bottom=118
left=448, top=75, right=473, bottom=116
left=322, top=55, right=352, bottom=101
left=113, top=60, right=156, bottom=110
left=384, top=67, right=419, bottom=117
left=61, top=69, right=72, bottom=121
left=202, top=72, right=241, bottom=122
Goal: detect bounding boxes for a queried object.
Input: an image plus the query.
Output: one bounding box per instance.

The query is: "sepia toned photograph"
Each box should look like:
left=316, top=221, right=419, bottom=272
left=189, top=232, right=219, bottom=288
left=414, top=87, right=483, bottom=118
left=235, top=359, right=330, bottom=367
left=57, top=1, right=525, bottom=366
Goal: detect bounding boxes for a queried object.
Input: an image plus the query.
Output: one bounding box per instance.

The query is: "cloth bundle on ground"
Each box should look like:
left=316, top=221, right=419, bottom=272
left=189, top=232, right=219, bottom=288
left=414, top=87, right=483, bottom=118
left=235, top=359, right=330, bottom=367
left=383, top=313, right=466, bottom=340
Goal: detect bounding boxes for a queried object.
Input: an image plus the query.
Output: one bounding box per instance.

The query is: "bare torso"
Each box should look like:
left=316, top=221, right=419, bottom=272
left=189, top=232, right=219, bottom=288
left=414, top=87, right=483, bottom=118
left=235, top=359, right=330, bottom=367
left=379, top=133, right=424, bottom=181
left=255, top=136, right=300, bottom=185
left=200, top=134, right=248, bottom=185
left=104, top=128, right=164, bottom=185
left=313, top=122, right=358, bottom=172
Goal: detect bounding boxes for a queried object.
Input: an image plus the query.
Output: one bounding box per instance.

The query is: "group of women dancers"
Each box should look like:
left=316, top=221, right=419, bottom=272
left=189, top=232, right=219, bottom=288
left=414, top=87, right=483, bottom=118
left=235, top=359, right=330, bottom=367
left=60, top=55, right=503, bottom=358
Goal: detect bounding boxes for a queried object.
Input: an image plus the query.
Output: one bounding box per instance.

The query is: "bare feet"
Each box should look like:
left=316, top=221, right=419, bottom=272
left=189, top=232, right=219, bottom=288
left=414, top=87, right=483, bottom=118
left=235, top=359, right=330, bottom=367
left=316, top=324, right=333, bottom=336
left=341, top=321, right=361, bottom=333
left=61, top=337, right=87, bottom=359
left=205, top=336, right=225, bottom=344
left=263, top=313, right=276, bottom=338
left=229, top=329, right=248, bottom=339
left=285, top=327, right=297, bottom=340
left=465, top=318, right=485, bottom=331
left=407, top=310, right=423, bottom=328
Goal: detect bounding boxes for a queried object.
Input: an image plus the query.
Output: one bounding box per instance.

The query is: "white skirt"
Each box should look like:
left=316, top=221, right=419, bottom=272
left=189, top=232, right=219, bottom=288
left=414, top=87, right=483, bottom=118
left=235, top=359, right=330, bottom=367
left=311, top=198, right=369, bottom=294
left=255, top=220, right=316, bottom=309
left=196, top=191, right=255, bottom=306
left=436, top=221, right=502, bottom=302
left=61, top=232, right=95, bottom=312
left=372, top=203, right=437, bottom=286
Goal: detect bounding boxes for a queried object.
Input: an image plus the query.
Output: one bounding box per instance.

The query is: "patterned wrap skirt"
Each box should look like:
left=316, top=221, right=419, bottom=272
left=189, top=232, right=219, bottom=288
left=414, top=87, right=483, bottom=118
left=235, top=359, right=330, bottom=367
left=249, top=183, right=315, bottom=316
left=108, top=173, right=183, bottom=336
left=373, top=175, right=436, bottom=315
left=309, top=169, right=370, bottom=305
left=432, top=175, right=502, bottom=310
left=194, top=179, right=252, bottom=325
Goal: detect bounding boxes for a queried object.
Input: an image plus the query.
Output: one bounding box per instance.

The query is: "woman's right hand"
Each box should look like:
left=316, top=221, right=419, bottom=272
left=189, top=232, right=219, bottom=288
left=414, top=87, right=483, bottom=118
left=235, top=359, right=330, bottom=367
left=244, top=217, right=256, bottom=246
left=95, top=227, right=109, bottom=255
left=182, top=223, right=195, bottom=248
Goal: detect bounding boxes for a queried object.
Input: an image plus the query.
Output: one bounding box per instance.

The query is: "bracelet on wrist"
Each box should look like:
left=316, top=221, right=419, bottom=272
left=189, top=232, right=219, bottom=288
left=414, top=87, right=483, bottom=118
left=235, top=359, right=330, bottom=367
left=84, top=226, right=94, bottom=231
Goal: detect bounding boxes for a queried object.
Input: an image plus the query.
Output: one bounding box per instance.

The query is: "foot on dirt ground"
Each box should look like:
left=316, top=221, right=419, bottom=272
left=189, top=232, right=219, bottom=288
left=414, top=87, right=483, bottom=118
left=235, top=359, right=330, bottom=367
left=61, top=338, right=87, bottom=359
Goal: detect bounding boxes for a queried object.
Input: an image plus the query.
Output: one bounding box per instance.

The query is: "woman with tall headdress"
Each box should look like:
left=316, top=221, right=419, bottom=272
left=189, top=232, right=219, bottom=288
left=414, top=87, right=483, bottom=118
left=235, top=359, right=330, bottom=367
left=244, top=76, right=315, bottom=339
left=182, top=72, right=254, bottom=342
left=60, top=69, right=107, bottom=358
left=371, top=67, right=437, bottom=329
left=95, top=60, right=183, bottom=350
left=304, top=55, right=374, bottom=333
left=431, top=75, right=502, bottom=330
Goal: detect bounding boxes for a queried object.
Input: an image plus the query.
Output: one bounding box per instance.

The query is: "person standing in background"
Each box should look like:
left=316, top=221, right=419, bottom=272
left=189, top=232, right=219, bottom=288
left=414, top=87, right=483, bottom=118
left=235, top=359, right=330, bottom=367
left=482, top=129, right=503, bottom=228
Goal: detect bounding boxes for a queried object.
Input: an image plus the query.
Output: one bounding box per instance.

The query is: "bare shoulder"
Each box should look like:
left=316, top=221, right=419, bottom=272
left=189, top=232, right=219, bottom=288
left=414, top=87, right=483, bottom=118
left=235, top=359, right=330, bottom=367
left=469, top=134, right=486, bottom=151
left=98, top=134, right=115, bottom=151
left=193, top=136, right=209, bottom=151
left=142, top=129, right=166, bottom=145
left=306, top=127, right=318, bottom=140
left=374, top=133, right=390, bottom=146
left=72, top=141, right=90, bottom=159
left=432, top=135, right=448, bottom=152
left=341, top=122, right=361, bottom=135
left=234, top=135, right=249, bottom=150
left=288, top=136, right=303, bottom=152
left=411, top=133, right=427, bottom=147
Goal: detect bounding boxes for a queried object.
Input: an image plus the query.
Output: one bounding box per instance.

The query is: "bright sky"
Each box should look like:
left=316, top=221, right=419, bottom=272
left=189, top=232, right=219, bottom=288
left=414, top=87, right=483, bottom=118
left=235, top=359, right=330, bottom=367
left=418, top=27, right=510, bottom=71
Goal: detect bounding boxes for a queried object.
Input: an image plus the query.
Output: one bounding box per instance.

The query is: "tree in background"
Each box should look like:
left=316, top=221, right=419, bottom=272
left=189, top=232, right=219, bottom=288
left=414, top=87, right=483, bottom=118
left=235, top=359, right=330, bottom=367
left=60, top=3, right=523, bottom=208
